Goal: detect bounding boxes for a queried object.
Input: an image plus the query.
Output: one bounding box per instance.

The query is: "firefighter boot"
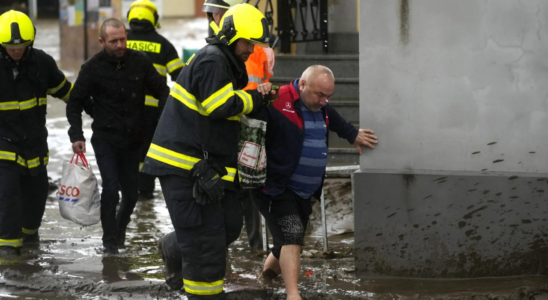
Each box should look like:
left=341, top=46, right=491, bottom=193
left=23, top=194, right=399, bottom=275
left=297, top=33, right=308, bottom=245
left=158, top=233, right=183, bottom=290
left=0, top=246, right=21, bottom=256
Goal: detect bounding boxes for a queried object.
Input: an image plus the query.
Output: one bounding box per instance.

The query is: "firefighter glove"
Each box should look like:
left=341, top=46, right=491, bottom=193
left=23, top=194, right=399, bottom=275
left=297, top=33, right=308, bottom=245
left=262, top=85, right=279, bottom=106
left=190, top=159, right=227, bottom=205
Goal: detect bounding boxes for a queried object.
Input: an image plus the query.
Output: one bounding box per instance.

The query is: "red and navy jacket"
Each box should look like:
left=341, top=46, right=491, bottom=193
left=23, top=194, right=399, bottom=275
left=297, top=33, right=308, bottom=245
left=253, top=79, right=359, bottom=199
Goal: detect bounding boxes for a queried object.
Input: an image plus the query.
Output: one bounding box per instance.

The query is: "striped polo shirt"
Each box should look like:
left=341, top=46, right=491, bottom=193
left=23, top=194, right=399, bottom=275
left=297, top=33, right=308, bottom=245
left=287, top=102, right=328, bottom=199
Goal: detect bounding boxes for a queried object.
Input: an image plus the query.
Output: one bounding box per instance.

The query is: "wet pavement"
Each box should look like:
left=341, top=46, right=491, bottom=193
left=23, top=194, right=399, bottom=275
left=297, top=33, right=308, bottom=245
left=0, top=19, right=546, bottom=299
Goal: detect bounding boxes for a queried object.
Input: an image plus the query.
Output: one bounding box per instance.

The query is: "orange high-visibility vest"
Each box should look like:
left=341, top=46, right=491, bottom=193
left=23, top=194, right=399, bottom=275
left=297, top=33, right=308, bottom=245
left=244, top=45, right=272, bottom=90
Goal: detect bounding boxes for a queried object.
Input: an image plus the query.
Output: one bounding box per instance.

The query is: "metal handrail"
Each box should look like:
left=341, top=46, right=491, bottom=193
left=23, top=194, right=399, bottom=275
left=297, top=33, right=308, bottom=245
left=261, top=165, right=358, bottom=252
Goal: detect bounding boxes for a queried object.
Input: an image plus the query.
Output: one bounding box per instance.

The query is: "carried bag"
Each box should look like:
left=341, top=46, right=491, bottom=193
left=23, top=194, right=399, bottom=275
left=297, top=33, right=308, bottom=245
left=57, top=153, right=101, bottom=226
left=237, top=115, right=267, bottom=188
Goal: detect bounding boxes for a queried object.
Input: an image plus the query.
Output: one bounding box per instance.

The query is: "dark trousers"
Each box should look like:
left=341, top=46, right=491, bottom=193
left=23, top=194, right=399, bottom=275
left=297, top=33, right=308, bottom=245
left=238, top=190, right=263, bottom=251
left=160, top=175, right=243, bottom=300
left=0, top=165, right=48, bottom=247
left=251, top=189, right=312, bottom=259
left=91, top=136, right=141, bottom=247
left=139, top=107, right=158, bottom=194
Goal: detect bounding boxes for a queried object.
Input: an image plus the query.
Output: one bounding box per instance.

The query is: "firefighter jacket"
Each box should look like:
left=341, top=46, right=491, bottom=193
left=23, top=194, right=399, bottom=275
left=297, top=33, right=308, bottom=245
left=127, top=22, right=184, bottom=108
left=0, top=48, right=72, bottom=175
left=243, top=45, right=271, bottom=90
left=67, top=49, right=170, bottom=148
left=141, top=37, right=268, bottom=187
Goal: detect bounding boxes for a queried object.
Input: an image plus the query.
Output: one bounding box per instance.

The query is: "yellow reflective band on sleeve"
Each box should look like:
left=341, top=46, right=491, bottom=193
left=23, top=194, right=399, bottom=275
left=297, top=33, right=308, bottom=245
left=234, top=90, right=253, bottom=114
left=202, top=83, right=234, bottom=114
left=19, top=98, right=37, bottom=110
left=0, top=238, right=22, bottom=248
left=0, top=151, right=16, bottom=161
left=248, top=75, right=263, bottom=84
left=145, top=95, right=159, bottom=107
left=27, top=157, right=40, bottom=169
left=170, top=84, right=242, bottom=122
left=183, top=279, right=224, bottom=296
left=147, top=143, right=200, bottom=171
left=139, top=162, right=143, bottom=172
left=186, top=53, right=196, bottom=65
left=61, top=84, right=73, bottom=102
left=44, top=152, right=49, bottom=166
left=47, top=77, right=67, bottom=95
left=39, top=97, right=47, bottom=106
left=170, top=84, right=207, bottom=116
left=22, top=228, right=38, bottom=235
left=167, top=58, right=184, bottom=73
left=154, top=64, right=167, bottom=77
left=0, top=101, right=19, bottom=110
left=127, top=40, right=162, bottom=54
left=17, top=155, right=26, bottom=167
left=222, top=167, right=236, bottom=182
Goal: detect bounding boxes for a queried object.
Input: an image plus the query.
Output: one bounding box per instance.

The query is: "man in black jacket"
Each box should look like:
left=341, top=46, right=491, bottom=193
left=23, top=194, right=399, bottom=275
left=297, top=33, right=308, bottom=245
left=67, top=18, right=169, bottom=254
left=0, top=10, right=74, bottom=256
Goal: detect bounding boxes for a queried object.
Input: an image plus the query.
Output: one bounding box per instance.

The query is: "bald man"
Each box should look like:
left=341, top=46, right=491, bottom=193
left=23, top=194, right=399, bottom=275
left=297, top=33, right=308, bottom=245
left=251, top=65, right=377, bottom=300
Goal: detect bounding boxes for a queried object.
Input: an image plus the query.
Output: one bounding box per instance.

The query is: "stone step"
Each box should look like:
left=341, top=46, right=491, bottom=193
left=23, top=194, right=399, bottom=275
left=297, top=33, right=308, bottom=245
left=327, top=148, right=359, bottom=166
left=272, top=54, right=359, bottom=78
left=270, top=77, right=359, bottom=100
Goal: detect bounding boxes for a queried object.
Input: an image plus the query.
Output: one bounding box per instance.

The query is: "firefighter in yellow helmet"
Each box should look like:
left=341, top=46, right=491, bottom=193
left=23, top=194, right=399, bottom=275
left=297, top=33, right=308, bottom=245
left=204, top=0, right=273, bottom=255
left=126, top=0, right=184, bottom=200
left=142, top=3, right=278, bottom=297
left=0, top=10, right=73, bottom=256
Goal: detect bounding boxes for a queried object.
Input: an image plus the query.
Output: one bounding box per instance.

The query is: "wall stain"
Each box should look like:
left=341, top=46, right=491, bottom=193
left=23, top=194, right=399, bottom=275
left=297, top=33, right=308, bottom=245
left=399, top=0, right=410, bottom=45
left=403, top=174, right=415, bottom=188
left=463, top=206, right=489, bottom=220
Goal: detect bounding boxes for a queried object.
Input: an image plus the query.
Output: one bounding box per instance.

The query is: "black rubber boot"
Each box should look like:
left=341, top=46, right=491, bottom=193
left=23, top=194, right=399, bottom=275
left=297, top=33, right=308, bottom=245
left=22, top=232, right=40, bottom=244
left=0, top=246, right=21, bottom=256
left=158, top=232, right=183, bottom=290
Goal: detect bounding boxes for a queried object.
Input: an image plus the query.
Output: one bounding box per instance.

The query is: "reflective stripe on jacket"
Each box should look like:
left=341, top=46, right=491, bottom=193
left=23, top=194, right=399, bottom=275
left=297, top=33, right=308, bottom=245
left=0, top=48, right=71, bottom=174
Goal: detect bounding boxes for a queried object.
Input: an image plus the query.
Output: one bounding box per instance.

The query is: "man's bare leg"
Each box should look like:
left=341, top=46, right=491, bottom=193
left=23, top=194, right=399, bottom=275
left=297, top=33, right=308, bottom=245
left=280, top=244, right=302, bottom=300
left=260, top=252, right=281, bottom=278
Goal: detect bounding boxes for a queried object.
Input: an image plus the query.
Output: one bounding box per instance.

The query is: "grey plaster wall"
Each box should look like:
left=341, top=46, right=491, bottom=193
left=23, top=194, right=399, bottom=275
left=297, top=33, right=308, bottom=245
left=353, top=171, right=548, bottom=277
left=355, top=0, right=548, bottom=278
left=359, top=0, right=548, bottom=173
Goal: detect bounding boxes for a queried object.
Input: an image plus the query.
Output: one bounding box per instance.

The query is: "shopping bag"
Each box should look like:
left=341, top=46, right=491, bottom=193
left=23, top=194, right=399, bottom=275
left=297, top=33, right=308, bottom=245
left=237, top=115, right=267, bottom=188
left=57, top=153, right=101, bottom=226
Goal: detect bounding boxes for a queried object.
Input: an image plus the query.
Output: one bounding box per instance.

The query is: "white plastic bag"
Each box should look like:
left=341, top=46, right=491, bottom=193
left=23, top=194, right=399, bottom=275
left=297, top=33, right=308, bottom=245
left=57, top=153, right=101, bottom=226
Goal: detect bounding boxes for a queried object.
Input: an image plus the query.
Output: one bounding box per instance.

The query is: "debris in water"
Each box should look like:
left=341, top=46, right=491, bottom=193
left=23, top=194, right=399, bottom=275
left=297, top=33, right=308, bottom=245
left=509, top=176, right=518, bottom=180
left=493, top=159, right=504, bottom=163
left=529, top=151, right=536, bottom=154
left=472, top=151, right=481, bottom=154
left=488, top=142, right=497, bottom=145
left=304, top=270, right=313, bottom=277
left=481, top=169, right=488, bottom=171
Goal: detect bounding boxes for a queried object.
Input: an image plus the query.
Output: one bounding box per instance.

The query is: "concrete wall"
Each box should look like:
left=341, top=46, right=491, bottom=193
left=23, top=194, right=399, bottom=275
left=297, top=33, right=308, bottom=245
left=359, top=0, right=548, bottom=173
left=355, top=0, right=548, bottom=278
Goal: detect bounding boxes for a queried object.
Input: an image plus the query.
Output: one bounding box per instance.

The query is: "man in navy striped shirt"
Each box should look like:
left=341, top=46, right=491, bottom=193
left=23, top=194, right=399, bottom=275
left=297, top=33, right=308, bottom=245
left=251, top=65, right=377, bottom=300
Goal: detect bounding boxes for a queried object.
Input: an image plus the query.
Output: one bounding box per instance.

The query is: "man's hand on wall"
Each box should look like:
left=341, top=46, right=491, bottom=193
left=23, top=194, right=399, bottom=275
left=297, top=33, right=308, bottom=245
left=353, top=129, right=377, bottom=154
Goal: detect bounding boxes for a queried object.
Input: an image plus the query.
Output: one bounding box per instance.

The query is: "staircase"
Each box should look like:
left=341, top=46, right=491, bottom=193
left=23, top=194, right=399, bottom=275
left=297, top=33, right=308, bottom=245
left=271, top=41, right=360, bottom=166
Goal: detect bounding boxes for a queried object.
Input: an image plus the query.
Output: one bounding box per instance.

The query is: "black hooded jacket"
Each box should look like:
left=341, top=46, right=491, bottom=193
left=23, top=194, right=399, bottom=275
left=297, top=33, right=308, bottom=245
left=67, top=49, right=169, bottom=147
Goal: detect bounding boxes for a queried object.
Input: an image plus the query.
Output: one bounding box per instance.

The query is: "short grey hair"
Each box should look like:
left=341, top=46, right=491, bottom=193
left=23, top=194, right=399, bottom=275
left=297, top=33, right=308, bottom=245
left=301, top=65, right=335, bottom=85
left=100, top=18, right=126, bottom=40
